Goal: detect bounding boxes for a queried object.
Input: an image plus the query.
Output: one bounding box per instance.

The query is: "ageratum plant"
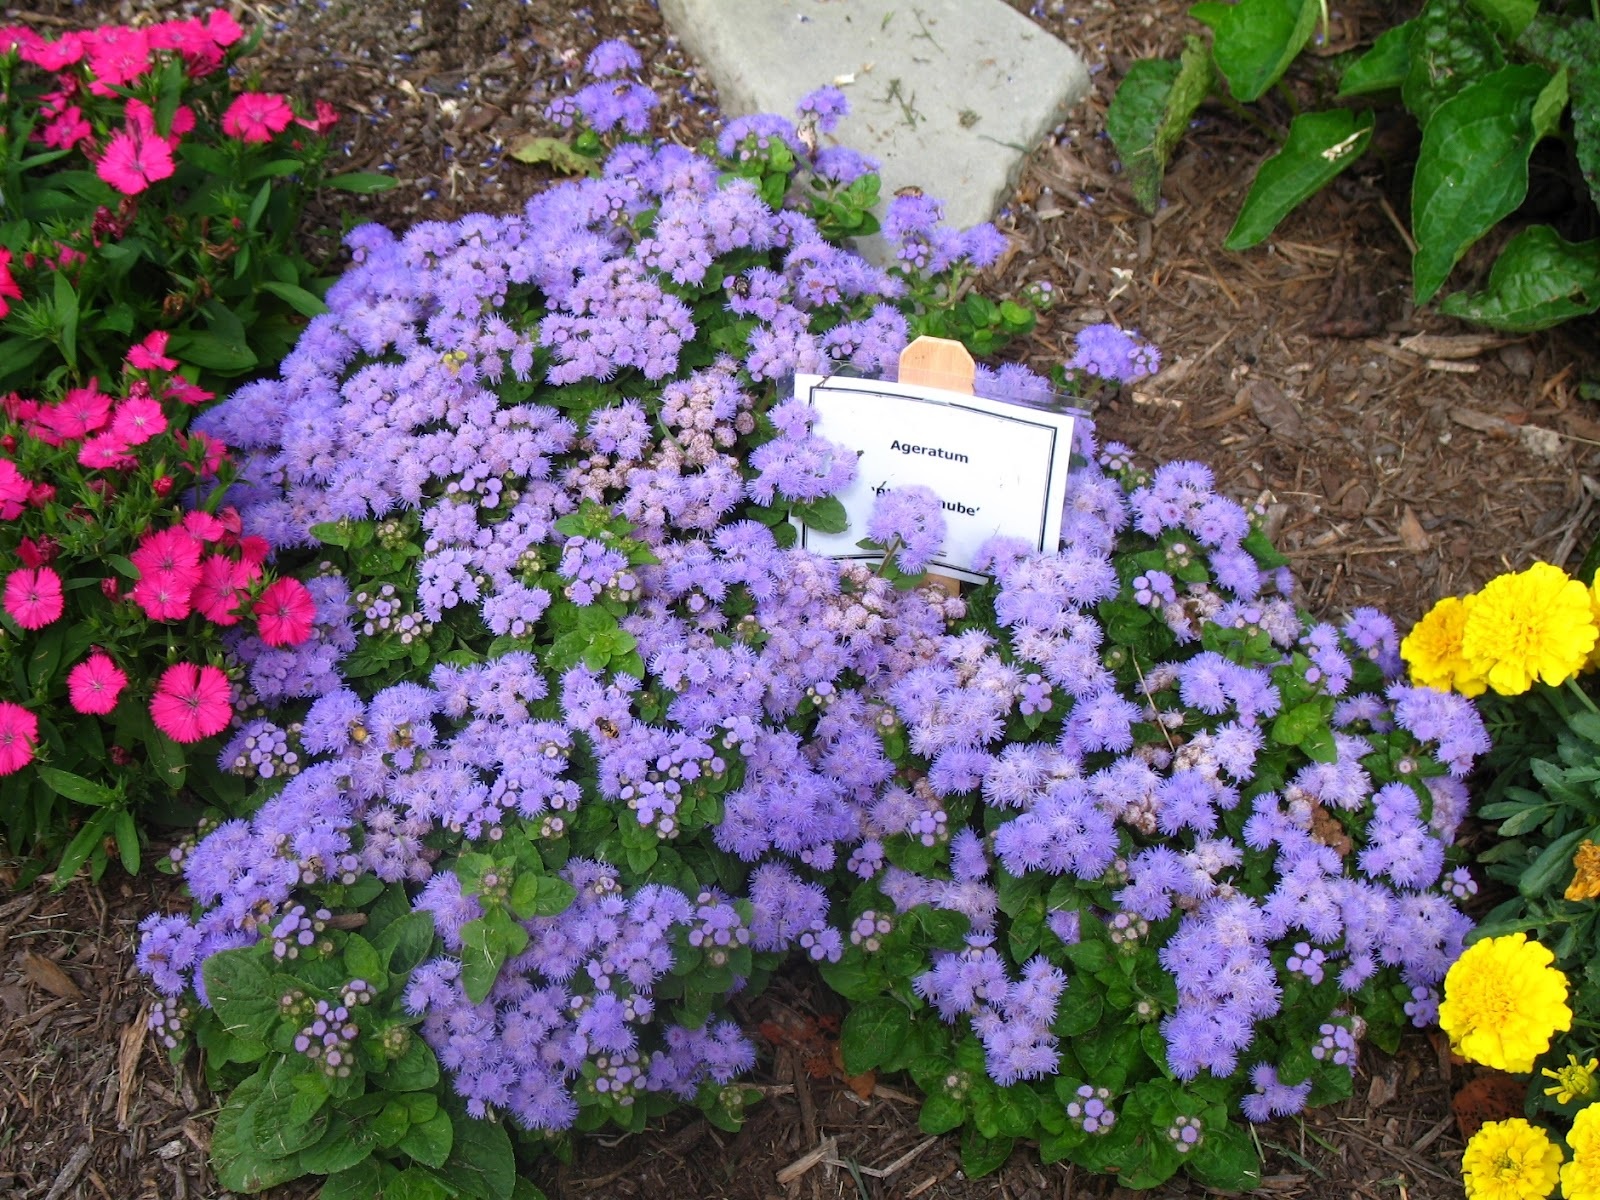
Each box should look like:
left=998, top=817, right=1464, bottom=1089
left=138, top=43, right=1485, bottom=1197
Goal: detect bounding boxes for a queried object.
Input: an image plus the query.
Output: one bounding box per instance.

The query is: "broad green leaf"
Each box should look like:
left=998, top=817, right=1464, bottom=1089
left=244, top=1067, right=328, bottom=1158
left=203, top=949, right=281, bottom=1042
left=382, top=1036, right=442, bottom=1092
left=839, top=997, right=911, bottom=1075
left=919, top=1092, right=966, bottom=1135
left=1403, top=0, right=1508, bottom=123
left=1106, top=39, right=1213, bottom=214
left=1226, top=108, right=1374, bottom=249
left=398, top=1110, right=454, bottom=1169
left=1519, top=827, right=1590, bottom=898
left=1468, top=0, right=1536, bottom=41
left=459, top=919, right=504, bottom=1004
left=166, top=328, right=258, bottom=372
left=1533, top=66, right=1569, bottom=140
left=212, top=1071, right=308, bottom=1193
left=319, top=1159, right=381, bottom=1200
left=508, top=871, right=577, bottom=919
left=1411, top=64, right=1552, bottom=303
left=1435, top=226, right=1600, bottom=331
left=342, top=933, right=384, bottom=984
left=388, top=1167, right=452, bottom=1200
left=795, top=494, right=849, bottom=534
left=959, top=1127, right=1014, bottom=1178
left=259, top=280, right=330, bottom=318
left=297, top=1115, right=378, bottom=1176
left=1212, top=0, right=1322, bottom=103
left=376, top=910, right=438, bottom=975
left=1339, top=21, right=1413, bottom=96
left=442, top=1096, right=517, bottom=1200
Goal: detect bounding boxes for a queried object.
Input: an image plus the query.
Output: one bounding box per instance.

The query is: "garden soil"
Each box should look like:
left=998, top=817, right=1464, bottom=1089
left=3, top=0, right=1597, bottom=1196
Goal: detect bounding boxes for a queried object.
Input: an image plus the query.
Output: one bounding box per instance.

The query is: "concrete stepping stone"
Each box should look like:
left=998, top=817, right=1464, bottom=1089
left=659, top=0, right=1091, bottom=236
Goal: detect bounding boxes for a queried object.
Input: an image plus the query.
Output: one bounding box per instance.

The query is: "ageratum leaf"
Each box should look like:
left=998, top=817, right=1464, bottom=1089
left=1226, top=108, right=1374, bottom=249
left=1339, top=21, right=1413, bottom=96
left=1106, top=38, right=1214, bottom=214
left=1211, top=0, right=1322, bottom=103
left=509, top=136, right=601, bottom=176
left=323, top=171, right=398, bottom=193
left=1437, top=225, right=1600, bottom=331
left=839, top=996, right=911, bottom=1075
left=1412, top=64, right=1551, bottom=303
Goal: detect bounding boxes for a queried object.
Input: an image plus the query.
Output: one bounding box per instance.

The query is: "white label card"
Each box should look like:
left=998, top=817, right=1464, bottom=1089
left=794, top=373, right=1077, bottom=582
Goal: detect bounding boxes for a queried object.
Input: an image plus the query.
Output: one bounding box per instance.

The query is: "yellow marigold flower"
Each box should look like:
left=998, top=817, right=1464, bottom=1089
left=1588, top=579, right=1600, bottom=672
left=1461, top=562, right=1599, bottom=696
left=1544, top=1055, right=1600, bottom=1105
left=1567, top=840, right=1600, bottom=903
left=1439, top=933, right=1572, bottom=1072
left=1402, top=594, right=1487, bottom=696
left=1463, top=1118, right=1563, bottom=1200
left=1563, top=1104, right=1600, bottom=1200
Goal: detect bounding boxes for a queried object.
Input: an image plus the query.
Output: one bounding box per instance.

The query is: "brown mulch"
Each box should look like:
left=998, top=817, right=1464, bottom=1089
left=6, top=0, right=1599, bottom=1196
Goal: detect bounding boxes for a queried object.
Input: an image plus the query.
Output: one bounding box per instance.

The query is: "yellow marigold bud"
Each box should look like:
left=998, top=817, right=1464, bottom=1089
left=1543, top=1054, right=1600, bottom=1105
left=1461, top=563, right=1598, bottom=696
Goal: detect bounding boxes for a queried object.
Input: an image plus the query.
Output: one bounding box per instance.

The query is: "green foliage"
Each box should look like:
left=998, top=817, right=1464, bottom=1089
left=1106, top=0, right=1600, bottom=330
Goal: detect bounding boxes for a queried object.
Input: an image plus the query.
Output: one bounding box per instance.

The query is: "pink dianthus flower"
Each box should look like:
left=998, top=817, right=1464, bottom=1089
left=68, top=652, right=128, bottom=716
left=97, top=123, right=174, bottom=195
left=150, top=662, right=232, bottom=743
left=253, top=578, right=317, bottom=645
left=221, top=93, right=294, bottom=144
left=0, top=702, right=39, bottom=775
left=4, top=565, right=64, bottom=629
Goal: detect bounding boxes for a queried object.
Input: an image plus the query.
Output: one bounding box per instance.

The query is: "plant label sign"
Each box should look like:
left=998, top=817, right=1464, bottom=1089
left=793, top=373, right=1078, bottom=582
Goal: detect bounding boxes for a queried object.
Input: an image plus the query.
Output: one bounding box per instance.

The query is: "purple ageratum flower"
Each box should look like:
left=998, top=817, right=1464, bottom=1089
left=586, top=39, right=642, bottom=78
left=1240, top=1063, right=1313, bottom=1122
left=1386, top=682, right=1491, bottom=776
left=866, top=484, right=946, bottom=573
left=812, top=145, right=877, bottom=186
left=571, top=80, right=658, bottom=135
left=1068, top=323, right=1161, bottom=384
left=796, top=84, right=849, bottom=133
left=746, top=432, right=857, bottom=505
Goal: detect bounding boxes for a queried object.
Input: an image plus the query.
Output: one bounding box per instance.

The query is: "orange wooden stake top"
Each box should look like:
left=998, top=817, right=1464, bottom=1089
left=895, top=336, right=973, bottom=596
left=897, top=335, right=976, bottom=395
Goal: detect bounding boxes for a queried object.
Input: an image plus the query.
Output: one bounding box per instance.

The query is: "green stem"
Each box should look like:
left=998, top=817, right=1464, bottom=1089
left=1211, top=90, right=1285, bottom=145
left=1567, top=676, right=1600, bottom=716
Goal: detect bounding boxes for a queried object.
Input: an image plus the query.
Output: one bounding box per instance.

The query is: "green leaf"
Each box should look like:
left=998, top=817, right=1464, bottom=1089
left=1106, top=39, right=1213, bottom=214
left=382, top=1036, right=442, bottom=1092
left=1212, top=0, right=1322, bottom=103
left=343, top=933, right=384, bottom=984
left=113, top=809, right=140, bottom=875
left=212, top=1071, right=309, bottom=1193
left=36, top=766, right=116, bottom=807
left=1532, top=66, right=1569, bottom=141
left=839, top=997, right=911, bottom=1075
left=298, top=1115, right=378, bottom=1176
left=1468, top=0, right=1536, bottom=40
left=244, top=1066, right=328, bottom=1158
left=1411, top=64, right=1551, bottom=303
left=1520, top=827, right=1590, bottom=898
left=319, top=1159, right=381, bottom=1200
left=459, top=918, right=506, bottom=1004
left=203, top=950, right=281, bottom=1043
left=323, top=172, right=399, bottom=193
left=1339, top=21, right=1413, bottom=96
left=509, top=871, right=577, bottom=919
left=1436, top=224, right=1600, bottom=331
left=509, top=135, right=604, bottom=176
left=1185, top=1119, right=1262, bottom=1191
left=260, top=280, right=330, bottom=318
left=442, top=1096, right=516, bottom=1200
left=795, top=494, right=849, bottom=534
left=398, top=1110, right=454, bottom=1169
left=167, top=328, right=258, bottom=372
left=51, top=808, right=112, bottom=889
left=53, top=271, right=78, bottom=369
left=919, top=1092, right=966, bottom=1135
left=1226, top=109, right=1374, bottom=249
left=388, top=1167, right=452, bottom=1200
left=959, top=1128, right=1014, bottom=1178
left=376, top=911, right=438, bottom=975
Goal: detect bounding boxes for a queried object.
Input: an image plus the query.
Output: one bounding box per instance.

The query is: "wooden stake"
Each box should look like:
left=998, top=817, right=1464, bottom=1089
left=895, top=336, right=973, bottom=595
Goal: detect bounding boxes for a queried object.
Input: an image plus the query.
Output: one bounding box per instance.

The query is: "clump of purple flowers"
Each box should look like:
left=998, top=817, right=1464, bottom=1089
left=136, top=38, right=1489, bottom=1196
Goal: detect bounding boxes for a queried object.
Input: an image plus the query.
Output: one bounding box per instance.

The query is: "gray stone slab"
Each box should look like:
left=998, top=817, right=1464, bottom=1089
left=660, top=0, right=1091, bottom=237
